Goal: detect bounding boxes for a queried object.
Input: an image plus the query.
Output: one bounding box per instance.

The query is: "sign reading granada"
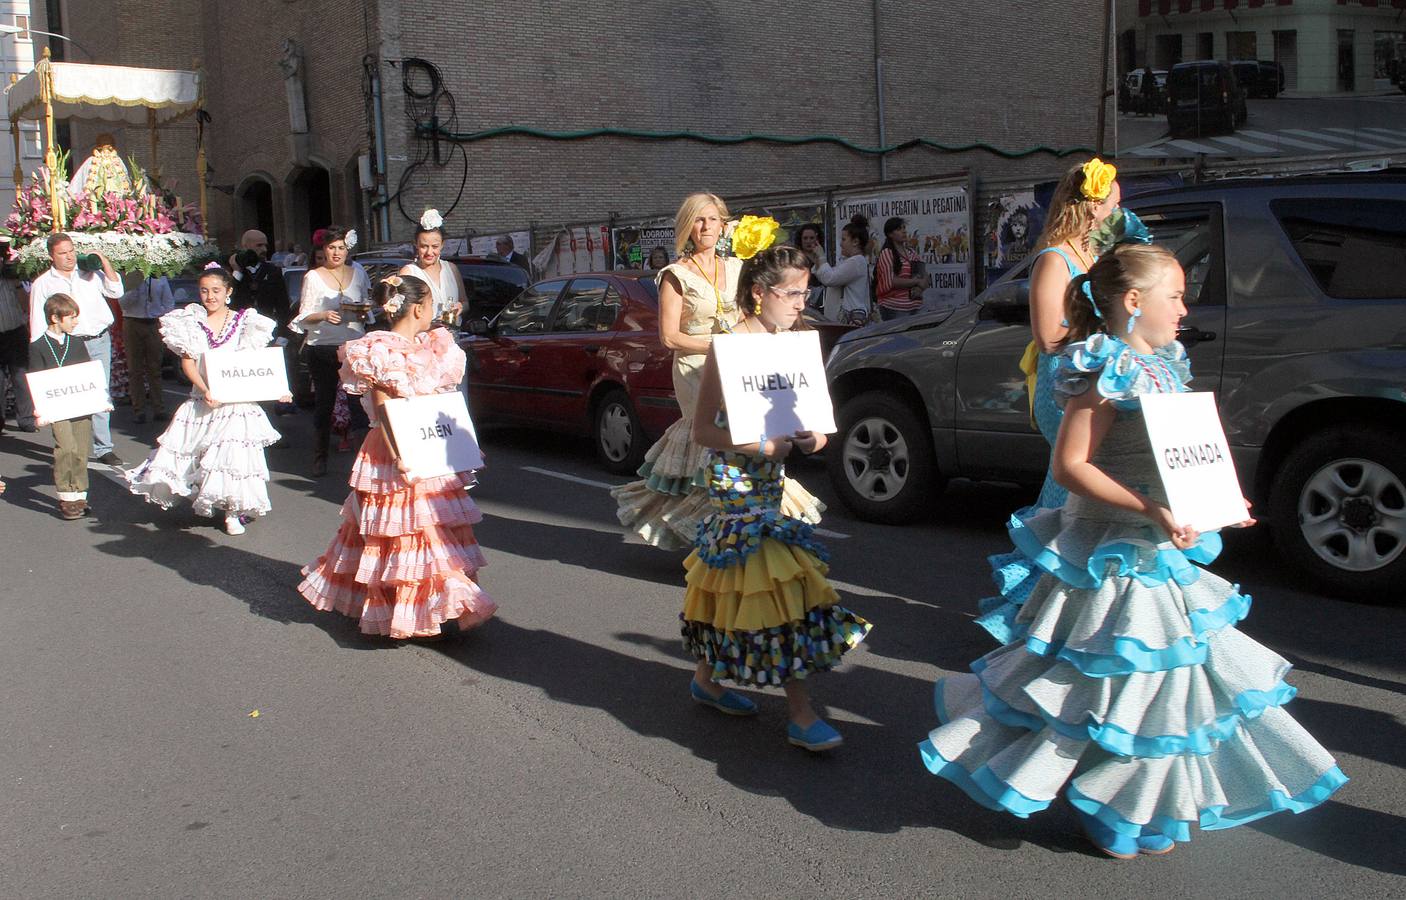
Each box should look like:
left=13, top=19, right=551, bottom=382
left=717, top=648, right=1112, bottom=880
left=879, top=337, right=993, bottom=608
left=712, top=330, right=836, bottom=447
left=381, top=390, right=484, bottom=481
left=25, top=360, right=111, bottom=423
left=201, top=347, right=290, bottom=404
left=1140, top=392, right=1249, bottom=533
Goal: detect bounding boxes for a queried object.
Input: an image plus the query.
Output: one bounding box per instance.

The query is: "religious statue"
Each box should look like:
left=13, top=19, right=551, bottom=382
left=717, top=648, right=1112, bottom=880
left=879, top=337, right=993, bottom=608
left=279, top=39, right=310, bottom=134
left=68, top=133, right=132, bottom=201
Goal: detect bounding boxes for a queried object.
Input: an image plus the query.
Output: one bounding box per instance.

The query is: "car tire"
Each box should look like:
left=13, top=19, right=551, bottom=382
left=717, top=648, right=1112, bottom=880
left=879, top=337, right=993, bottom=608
left=1268, top=425, right=1406, bottom=602
left=826, top=390, right=943, bottom=524
left=593, top=389, right=646, bottom=476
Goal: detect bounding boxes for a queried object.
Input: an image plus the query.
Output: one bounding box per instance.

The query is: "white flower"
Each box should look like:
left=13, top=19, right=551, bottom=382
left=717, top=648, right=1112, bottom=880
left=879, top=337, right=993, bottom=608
left=345, top=229, right=358, bottom=250
left=420, top=209, right=443, bottom=230
left=383, top=296, right=404, bottom=315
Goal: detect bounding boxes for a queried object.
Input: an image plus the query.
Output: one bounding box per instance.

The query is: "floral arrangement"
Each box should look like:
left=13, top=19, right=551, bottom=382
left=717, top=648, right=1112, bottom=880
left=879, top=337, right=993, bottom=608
left=3, top=151, right=218, bottom=278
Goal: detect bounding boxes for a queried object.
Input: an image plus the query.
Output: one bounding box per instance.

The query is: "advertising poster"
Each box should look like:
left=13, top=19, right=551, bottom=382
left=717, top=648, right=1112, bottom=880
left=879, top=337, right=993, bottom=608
left=469, top=231, right=531, bottom=258
left=611, top=225, right=675, bottom=270
left=735, top=202, right=827, bottom=249
left=983, top=191, right=1044, bottom=281
left=532, top=224, right=610, bottom=279
left=833, top=183, right=972, bottom=310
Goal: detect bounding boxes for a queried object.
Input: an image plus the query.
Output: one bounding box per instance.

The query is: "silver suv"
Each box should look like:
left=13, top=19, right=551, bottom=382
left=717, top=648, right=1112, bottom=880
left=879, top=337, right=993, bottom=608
left=824, top=175, right=1406, bottom=599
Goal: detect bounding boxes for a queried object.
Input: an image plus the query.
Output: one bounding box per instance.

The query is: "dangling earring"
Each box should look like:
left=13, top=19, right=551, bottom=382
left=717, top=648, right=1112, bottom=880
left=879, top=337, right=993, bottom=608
left=1125, top=308, right=1141, bottom=334
left=753, top=298, right=762, bottom=316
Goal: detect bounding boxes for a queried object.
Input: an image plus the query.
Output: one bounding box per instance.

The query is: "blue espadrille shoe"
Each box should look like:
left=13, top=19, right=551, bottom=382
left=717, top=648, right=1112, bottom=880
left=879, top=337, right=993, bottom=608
left=787, top=718, right=843, bottom=751
left=689, top=680, right=758, bottom=716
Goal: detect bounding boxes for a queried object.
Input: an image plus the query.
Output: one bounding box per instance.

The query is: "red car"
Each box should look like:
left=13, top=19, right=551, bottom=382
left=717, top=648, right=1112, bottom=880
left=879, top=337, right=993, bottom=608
left=460, top=271, right=854, bottom=474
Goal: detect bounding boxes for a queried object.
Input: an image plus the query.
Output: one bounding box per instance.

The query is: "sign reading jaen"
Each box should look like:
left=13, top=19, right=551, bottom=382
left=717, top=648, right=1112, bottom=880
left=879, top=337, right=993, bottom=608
left=25, top=360, right=112, bottom=423
left=201, top=347, right=290, bottom=404
left=1140, top=392, right=1249, bottom=533
left=382, top=390, right=484, bottom=481
left=712, top=330, right=835, bottom=447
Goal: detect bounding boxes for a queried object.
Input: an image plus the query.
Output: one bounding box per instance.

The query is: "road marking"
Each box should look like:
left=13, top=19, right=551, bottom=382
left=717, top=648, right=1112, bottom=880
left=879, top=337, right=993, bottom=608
left=519, top=465, right=852, bottom=539
left=1165, top=139, right=1227, bottom=155
left=1359, top=126, right=1406, bottom=142
left=1213, top=135, right=1281, bottom=153
left=1237, top=129, right=1336, bottom=151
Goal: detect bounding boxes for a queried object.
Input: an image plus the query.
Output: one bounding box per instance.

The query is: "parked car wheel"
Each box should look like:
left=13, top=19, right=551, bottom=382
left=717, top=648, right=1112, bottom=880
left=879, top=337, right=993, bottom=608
left=1269, top=426, right=1406, bottom=601
left=593, top=389, right=646, bottom=475
left=826, top=391, right=942, bottom=524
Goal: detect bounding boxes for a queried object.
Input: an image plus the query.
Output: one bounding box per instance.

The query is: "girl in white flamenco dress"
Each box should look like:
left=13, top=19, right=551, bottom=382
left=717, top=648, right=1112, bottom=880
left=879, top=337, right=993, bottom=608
left=127, top=266, right=284, bottom=535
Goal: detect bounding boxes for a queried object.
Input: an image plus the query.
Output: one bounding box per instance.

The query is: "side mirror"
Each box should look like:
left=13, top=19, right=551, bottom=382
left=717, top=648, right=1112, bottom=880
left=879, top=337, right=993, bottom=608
left=468, top=317, right=492, bottom=337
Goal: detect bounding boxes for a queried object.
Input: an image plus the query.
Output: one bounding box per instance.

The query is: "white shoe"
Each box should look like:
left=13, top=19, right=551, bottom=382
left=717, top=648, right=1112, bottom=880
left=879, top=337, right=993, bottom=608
left=224, top=514, right=246, bottom=535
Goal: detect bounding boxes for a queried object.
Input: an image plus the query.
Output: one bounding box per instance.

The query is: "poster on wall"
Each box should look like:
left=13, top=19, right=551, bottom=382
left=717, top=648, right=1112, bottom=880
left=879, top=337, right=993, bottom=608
left=735, top=202, right=827, bottom=249
left=611, top=225, right=675, bottom=270
left=469, top=231, right=531, bottom=258
left=532, top=224, right=610, bottom=279
left=833, top=182, right=972, bottom=310
left=981, top=192, right=1045, bottom=286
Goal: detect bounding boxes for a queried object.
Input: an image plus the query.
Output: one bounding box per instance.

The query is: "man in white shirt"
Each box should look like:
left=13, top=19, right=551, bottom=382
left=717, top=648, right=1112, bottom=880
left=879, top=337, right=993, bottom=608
left=28, top=233, right=124, bottom=465
left=119, top=273, right=176, bottom=424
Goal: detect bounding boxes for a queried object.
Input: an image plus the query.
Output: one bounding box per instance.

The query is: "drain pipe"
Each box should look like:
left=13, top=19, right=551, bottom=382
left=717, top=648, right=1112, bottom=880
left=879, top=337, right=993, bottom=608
left=368, top=57, right=392, bottom=241
left=873, top=0, right=887, bottom=181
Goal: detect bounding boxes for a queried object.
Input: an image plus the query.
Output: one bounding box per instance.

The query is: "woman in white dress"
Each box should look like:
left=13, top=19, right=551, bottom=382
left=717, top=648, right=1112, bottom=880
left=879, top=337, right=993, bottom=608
left=290, top=225, right=372, bottom=475
left=399, top=209, right=467, bottom=327
left=127, top=265, right=285, bottom=535
left=611, top=192, right=823, bottom=548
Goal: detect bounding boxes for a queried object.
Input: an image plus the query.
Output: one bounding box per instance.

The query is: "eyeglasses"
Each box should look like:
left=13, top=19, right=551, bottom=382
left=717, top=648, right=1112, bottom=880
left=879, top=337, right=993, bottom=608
left=767, top=287, right=810, bottom=302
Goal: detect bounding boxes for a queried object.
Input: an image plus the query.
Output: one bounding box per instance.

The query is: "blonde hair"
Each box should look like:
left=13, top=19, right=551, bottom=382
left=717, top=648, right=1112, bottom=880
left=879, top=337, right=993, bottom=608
left=1062, top=243, right=1178, bottom=346
left=674, top=192, right=730, bottom=256
left=1037, top=161, right=1107, bottom=250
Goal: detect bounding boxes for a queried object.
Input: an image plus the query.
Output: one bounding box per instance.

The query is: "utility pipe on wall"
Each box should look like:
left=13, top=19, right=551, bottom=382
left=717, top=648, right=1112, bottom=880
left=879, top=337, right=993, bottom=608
left=873, top=0, right=887, bottom=181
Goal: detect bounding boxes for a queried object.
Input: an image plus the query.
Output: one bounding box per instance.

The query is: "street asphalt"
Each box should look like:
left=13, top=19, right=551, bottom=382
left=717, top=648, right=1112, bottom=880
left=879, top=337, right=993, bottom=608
left=2, top=389, right=1403, bottom=898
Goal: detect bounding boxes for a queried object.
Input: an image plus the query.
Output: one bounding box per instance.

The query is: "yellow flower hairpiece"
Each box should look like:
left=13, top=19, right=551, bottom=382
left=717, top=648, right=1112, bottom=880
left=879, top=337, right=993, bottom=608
left=1079, top=158, right=1117, bottom=202
left=730, top=215, right=780, bottom=260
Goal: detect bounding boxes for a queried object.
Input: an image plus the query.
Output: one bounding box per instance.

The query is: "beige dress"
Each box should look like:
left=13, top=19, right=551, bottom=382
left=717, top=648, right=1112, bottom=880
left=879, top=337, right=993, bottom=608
left=611, top=257, right=824, bottom=548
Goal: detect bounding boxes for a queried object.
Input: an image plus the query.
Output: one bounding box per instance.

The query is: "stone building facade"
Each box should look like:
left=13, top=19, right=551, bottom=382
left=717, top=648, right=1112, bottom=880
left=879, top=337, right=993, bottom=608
left=45, top=0, right=1112, bottom=252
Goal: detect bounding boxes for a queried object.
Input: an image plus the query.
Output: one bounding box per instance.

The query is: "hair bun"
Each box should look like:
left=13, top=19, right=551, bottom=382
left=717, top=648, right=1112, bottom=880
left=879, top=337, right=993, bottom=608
left=849, top=213, right=869, bottom=228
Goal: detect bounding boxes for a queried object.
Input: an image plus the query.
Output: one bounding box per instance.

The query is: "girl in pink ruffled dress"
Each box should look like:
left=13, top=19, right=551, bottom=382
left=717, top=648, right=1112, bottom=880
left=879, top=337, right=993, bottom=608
left=298, top=275, right=496, bottom=638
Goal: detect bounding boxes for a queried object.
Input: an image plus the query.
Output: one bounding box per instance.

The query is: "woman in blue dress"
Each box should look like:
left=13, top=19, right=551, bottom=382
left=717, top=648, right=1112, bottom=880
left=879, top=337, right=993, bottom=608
left=921, top=242, right=1345, bottom=858
left=977, top=159, right=1122, bottom=642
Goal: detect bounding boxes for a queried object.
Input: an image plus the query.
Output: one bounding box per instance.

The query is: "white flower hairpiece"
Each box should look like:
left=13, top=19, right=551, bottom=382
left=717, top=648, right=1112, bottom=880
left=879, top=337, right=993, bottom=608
left=344, top=229, right=358, bottom=250
left=420, top=209, right=443, bottom=230
left=383, top=295, right=404, bottom=315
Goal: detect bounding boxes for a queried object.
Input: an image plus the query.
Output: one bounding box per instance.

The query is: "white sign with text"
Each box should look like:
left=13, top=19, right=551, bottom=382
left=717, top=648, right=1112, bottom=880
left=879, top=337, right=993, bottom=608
left=1141, top=392, right=1247, bottom=533
left=382, top=390, right=484, bottom=481
left=26, top=360, right=111, bottom=423
left=712, top=330, right=836, bottom=446
left=201, top=347, right=290, bottom=404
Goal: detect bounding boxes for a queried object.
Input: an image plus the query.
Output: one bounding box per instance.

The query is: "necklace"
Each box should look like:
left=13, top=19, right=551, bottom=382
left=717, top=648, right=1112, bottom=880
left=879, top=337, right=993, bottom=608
left=689, top=254, right=725, bottom=318
left=199, top=308, right=241, bottom=349
left=43, top=332, right=70, bottom=367
left=1066, top=239, right=1095, bottom=272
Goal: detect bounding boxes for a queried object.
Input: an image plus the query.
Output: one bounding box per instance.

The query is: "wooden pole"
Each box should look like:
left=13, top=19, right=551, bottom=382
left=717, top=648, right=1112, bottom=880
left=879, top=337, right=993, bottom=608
left=194, top=60, right=207, bottom=237
left=147, top=108, right=160, bottom=179
left=8, top=74, right=21, bottom=189
left=1096, top=0, right=1113, bottom=158
left=39, top=47, right=64, bottom=230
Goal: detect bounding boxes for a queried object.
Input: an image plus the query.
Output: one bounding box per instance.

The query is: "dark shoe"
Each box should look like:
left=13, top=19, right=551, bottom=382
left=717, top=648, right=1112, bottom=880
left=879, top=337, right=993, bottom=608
left=154, top=410, right=169, bottom=422
left=19, top=423, right=38, bottom=433
left=59, top=499, right=85, bottom=520
left=311, top=455, right=328, bottom=477
left=98, top=452, right=124, bottom=466
left=132, top=411, right=148, bottom=424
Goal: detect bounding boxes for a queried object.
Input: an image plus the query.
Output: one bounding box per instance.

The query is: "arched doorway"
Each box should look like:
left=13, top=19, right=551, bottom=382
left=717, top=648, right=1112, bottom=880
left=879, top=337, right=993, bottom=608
left=235, top=176, right=276, bottom=248
left=286, top=165, right=332, bottom=248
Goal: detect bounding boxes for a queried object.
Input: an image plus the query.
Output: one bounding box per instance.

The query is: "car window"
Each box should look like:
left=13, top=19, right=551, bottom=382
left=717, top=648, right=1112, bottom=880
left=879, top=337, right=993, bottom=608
left=497, top=279, right=566, bottom=335
left=551, top=279, right=621, bottom=333
left=458, top=264, right=529, bottom=315
left=1133, top=207, right=1218, bottom=306
left=1271, top=198, right=1406, bottom=300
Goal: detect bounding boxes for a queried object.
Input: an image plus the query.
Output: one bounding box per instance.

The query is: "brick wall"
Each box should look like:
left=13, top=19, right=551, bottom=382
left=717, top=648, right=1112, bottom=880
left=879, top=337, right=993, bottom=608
left=53, top=0, right=1111, bottom=250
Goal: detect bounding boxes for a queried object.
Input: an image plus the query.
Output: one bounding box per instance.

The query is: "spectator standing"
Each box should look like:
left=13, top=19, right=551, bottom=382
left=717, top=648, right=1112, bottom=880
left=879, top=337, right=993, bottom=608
left=28, top=233, right=124, bottom=465
left=874, top=217, right=925, bottom=321
left=646, top=246, right=670, bottom=271
left=813, top=214, right=872, bottom=324
left=230, top=229, right=292, bottom=415
left=118, top=273, right=176, bottom=424
left=0, top=265, right=35, bottom=433
left=495, top=236, right=531, bottom=273
left=795, top=222, right=825, bottom=308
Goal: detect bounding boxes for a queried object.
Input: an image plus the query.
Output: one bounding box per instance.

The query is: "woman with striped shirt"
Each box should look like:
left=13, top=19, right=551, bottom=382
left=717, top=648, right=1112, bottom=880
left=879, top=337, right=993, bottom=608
left=874, top=217, right=926, bottom=320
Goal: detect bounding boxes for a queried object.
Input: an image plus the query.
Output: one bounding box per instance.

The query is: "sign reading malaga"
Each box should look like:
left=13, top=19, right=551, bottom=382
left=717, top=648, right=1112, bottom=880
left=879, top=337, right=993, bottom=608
left=25, top=360, right=111, bottom=423
left=712, top=330, right=835, bottom=446
left=1140, top=392, right=1248, bottom=533
left=201, top=347, right=290, bottom=404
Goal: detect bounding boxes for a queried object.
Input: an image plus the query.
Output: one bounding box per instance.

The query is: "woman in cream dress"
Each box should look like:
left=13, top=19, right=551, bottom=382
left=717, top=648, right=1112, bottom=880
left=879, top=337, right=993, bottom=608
left=611, top=193, right=823, bottom=548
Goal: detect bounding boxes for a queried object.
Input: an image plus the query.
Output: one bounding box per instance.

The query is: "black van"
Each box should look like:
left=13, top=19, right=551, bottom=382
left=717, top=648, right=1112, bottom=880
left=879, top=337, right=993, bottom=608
left=1231, top=60, right=1284, bottom=98
left=1167, top=60, right=1248, bottom=137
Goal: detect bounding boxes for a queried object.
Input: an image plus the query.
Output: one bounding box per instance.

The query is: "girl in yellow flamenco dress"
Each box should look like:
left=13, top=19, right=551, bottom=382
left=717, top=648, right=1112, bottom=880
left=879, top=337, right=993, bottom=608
left=682, top=236, right=870, bottom=751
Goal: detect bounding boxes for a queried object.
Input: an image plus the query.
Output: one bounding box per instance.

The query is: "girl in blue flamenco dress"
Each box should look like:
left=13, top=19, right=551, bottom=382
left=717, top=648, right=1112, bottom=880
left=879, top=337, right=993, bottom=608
left=684, top=241, right=871, bottom=752
left=919, top=242, right=1346, bottom=858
